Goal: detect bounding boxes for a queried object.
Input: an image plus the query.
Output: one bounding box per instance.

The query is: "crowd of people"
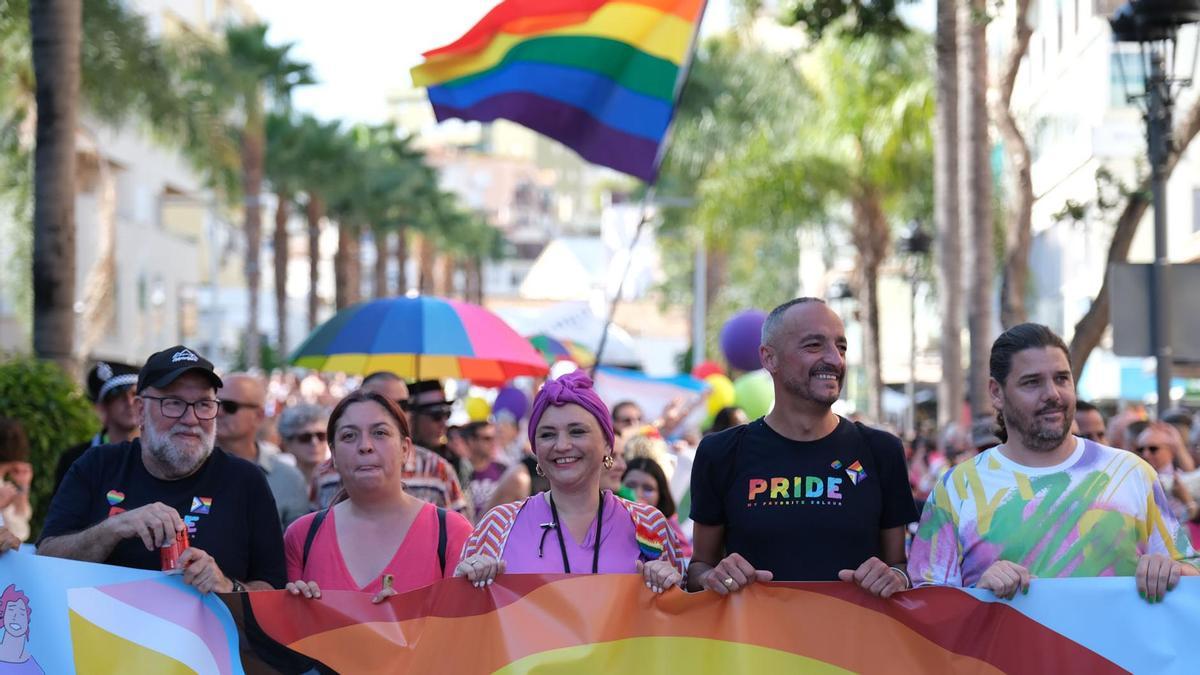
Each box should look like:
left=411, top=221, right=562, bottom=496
left=0, top=297, right=1196, bottom=627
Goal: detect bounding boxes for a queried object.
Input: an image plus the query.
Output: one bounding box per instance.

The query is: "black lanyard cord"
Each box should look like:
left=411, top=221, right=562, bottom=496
left=548, top=491, right=604, bottom=574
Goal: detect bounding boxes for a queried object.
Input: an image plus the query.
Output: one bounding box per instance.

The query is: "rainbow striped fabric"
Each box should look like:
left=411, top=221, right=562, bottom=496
left=410, top=0, right=708, bottom=181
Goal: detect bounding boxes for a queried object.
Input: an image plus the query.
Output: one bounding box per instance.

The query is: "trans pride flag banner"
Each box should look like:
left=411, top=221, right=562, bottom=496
left=2, top=549, right=1198, bottom=673
left=410, top=0, right=708, bottom=182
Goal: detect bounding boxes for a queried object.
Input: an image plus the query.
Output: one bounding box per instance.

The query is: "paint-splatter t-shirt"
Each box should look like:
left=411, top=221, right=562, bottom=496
left=908, top=438, right=1200, bottom=587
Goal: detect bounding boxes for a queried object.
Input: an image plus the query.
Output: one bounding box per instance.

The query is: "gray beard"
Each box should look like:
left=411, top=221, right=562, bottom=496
left=142, top=418, right=214, bottom=479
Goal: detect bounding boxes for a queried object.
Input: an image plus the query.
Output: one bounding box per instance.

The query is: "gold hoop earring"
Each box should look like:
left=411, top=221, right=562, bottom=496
left=603, top=454, right=615, bottom=470
left=535, top=463, right=545, bottom=477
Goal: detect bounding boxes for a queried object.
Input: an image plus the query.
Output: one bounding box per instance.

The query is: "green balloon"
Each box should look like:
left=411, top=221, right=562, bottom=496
left=734, top=371, right=774, bottom=419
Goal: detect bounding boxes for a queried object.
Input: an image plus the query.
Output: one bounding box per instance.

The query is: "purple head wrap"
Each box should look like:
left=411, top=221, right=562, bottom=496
left=527, top=370, right=615, bottom=451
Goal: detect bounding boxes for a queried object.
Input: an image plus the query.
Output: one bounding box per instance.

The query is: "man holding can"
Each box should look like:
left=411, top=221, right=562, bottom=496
left=38, top=346, right=286, bottom=593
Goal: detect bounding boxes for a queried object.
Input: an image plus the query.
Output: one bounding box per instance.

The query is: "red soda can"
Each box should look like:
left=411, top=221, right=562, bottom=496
left=160, top=527, right=190, bottom=573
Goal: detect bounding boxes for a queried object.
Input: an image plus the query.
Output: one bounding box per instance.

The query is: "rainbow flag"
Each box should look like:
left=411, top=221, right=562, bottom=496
left=410, top=0, right=708, bottom=182
left=9, top=553, right=1200, bottom=673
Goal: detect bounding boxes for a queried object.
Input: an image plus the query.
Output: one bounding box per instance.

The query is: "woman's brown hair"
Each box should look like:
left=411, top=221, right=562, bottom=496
left=326, top=389, right=412, bottom=448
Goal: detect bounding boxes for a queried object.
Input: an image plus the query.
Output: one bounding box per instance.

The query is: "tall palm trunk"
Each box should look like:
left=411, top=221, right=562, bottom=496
left=469, top=256, right=484, bottom=304
left=995, top=0, right=1034, bottom=329
left=335, top=223, right=361, bottom=310
left=273, top=192, right=289, bottom=356
left=393, top=226, right=409, bottom=295
left=936, top=0, right=964, bottom=427
left=30, top=0, right=82, bottom=377
left=959, top=0, right=994, bottom=419
left=306, top=194, right=323, bottom=329
left=242, top=124, right=265, bottom=368
left=418, top=234, right=436, bottom=294
left=851, top=192, right=889, bottom=423
left=438, top=253, right=456, bottom=297
left=372, top=226, right=388, bottom=299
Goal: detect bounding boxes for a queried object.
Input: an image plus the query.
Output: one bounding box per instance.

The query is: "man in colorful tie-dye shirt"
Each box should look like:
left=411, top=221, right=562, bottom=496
left=908, top=324, right=1200, bottom=602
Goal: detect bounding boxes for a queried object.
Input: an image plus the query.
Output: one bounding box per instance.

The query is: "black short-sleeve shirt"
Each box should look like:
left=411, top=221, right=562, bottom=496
left=39, top=440, right=287, bottom=588
left=690, top=417, right=918, bottom=581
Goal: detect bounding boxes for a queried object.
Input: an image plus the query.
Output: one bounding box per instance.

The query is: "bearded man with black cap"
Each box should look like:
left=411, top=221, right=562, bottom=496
left=38, top=346, right=286, bottom=594
left=51, top=361, right=141, bottom=497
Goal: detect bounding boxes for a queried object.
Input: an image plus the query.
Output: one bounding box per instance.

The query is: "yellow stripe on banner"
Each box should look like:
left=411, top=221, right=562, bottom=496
left=69, top=610, right=196, bottom=675
left=412, top=3, right=694, bottom=87
left=492, top=636, right=853, bottom=674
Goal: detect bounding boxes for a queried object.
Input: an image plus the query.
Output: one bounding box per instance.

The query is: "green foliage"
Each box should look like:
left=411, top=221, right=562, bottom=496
left=780, top=0, right=915, bottom=39
left=1052, top=166, right=1134, bottom=225
left=655, top=31, right=933, bottom=350
left=233, top=336, right=283, bottom=371
left=0, top=357, right=99, bottom=539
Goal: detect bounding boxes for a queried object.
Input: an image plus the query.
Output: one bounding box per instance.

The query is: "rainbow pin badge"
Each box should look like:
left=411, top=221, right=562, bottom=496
left=845, top=461, right=867, bottom=485
left=830, top=460, right=843, bottom=470
left=190, top=496, right=212, bottom=514
left=106, top=490, right=125, bottom=506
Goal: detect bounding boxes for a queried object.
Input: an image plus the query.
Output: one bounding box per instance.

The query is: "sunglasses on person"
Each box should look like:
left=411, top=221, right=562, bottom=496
left=1135, top=445, right=1166, bottom=455
left=288, top=431, right=327, bottom=444
left=1082, top=431, right=1106, bottom=442
left=415, top=405, right=452, bottom=422
left=219, top=400, right=260, bottom=415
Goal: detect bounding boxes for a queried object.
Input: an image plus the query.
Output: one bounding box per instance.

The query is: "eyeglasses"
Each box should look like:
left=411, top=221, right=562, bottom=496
left=288, top=431, right=327, bottom=444
left=219, top=400, right=260, bottom=415
left=142, top=395, right=220, bottom=420
left=1135, top=445, right=1164, bottom=455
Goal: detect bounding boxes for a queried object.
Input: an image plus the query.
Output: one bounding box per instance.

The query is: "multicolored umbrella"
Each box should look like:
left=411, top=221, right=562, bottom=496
left=528, top=334, right=596, bottom=367
left=291, top=297, right=549, bottom=386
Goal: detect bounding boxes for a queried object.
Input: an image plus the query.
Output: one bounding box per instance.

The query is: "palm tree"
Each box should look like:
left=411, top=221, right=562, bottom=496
left=265, top=111, right=306, bottom=355
left=289, top=115, right=345, bottom=329
left=196, top=24, right=313, bottom=367
left=668, top=33, right=933, bottom=420
left=959, top=0, right=994, bottom=418
left=29, top=0, right=81, bottom=376
left=935, top=0, right=963, bottom=427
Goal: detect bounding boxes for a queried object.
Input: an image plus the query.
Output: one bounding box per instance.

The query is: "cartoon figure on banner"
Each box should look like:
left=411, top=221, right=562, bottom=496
left=0, top=584, right=41, bottom=673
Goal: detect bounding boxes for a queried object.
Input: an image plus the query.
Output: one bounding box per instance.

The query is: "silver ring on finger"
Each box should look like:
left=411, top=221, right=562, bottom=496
left=723, top=577, right=735, bottom=587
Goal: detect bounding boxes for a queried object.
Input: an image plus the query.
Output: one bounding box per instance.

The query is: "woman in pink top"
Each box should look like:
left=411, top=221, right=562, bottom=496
left=284, top=390, right=472, bottom=603
left=456, top=371, right=683, bottom=593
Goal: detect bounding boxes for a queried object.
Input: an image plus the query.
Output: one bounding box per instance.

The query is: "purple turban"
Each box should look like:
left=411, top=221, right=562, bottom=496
left=527, top=370, right=615, bottom=451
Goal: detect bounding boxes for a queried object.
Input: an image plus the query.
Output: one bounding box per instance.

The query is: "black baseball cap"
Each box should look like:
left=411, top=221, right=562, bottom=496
left=136, top=345, right=224, bottom=393
left=86, top=361, right=140, bottom=403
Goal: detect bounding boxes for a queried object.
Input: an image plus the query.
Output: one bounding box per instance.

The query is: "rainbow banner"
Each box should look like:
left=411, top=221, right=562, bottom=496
left=2, top=550, right=1198, bottom=673
left=410, top=0, right=708, bottom=182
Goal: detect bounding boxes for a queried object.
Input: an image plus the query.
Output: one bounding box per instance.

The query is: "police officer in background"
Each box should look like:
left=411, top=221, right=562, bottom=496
left=52, top=361, right=141, bottom=496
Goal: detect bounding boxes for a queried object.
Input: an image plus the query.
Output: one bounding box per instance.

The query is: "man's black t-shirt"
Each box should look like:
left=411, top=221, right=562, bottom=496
left=40, top=440, right=287, bottom=588
left=690, top=417, right=918, bottom=581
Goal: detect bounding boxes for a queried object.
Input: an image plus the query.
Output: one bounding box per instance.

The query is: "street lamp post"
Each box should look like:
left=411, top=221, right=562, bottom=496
left=901, top=223, right=933, bottom=438
left=1109, top=1, right=1200, bottom=415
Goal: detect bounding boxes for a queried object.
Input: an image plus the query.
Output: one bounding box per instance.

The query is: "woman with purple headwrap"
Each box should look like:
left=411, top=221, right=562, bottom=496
left=456, top=371, right=684, bottom=592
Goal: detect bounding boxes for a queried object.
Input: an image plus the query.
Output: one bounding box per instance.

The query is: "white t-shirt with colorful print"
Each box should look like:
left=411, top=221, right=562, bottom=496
left=908, top=437, right=1199, bottom=587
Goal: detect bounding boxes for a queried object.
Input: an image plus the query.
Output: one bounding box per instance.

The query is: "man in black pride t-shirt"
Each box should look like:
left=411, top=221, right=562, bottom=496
left=687, top=298, right=918, bottom=597
left=38, top=346, right=285, bottom=593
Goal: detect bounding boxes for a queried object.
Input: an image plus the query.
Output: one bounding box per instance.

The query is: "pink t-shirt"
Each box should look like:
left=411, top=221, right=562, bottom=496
left=284, top=501, right=472, bottom=595
left=501, top=491, right=642, bottom=574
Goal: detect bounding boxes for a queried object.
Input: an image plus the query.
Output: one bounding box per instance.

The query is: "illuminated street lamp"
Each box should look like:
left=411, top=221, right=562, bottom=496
left=1109, top=0, right=1200, bottom=414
